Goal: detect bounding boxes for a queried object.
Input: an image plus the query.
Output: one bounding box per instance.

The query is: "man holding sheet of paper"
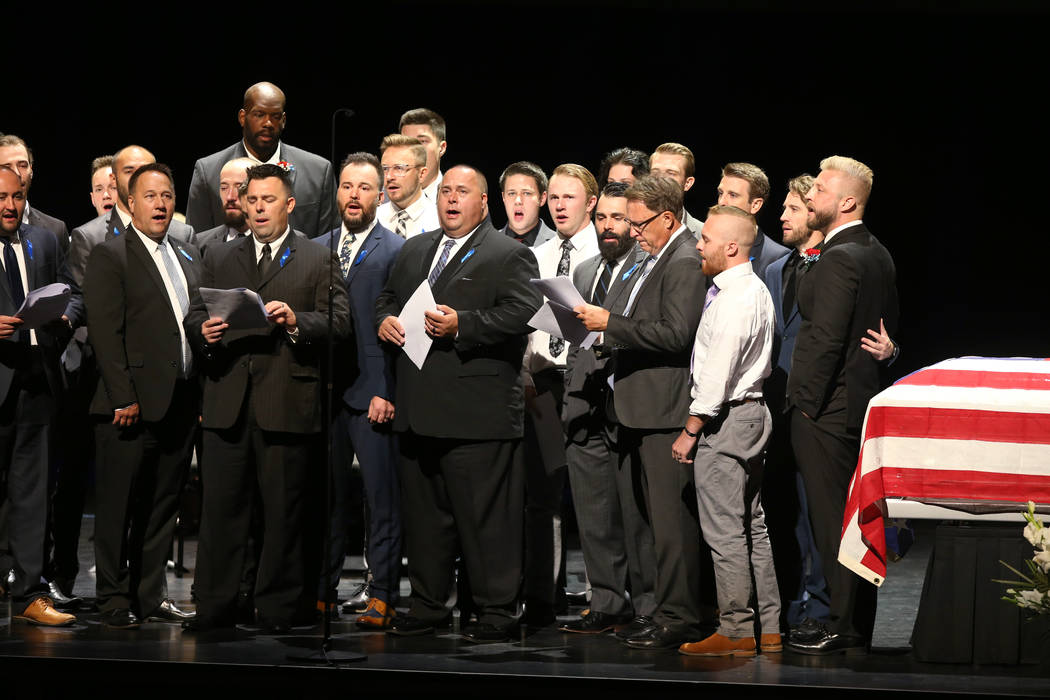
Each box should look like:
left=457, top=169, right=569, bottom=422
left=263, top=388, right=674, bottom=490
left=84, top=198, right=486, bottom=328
left=0, top=165, right=81, bottom=627
left=375, top=164, right=541, bottom=643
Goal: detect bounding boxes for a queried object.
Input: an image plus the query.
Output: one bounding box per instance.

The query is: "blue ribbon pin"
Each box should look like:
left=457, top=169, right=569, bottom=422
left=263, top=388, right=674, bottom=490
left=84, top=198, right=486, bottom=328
left=178, top=248, right=193, bottom=262
left=354, top=248, right=369, bottom=266
left=113, top=226, right=122, bottom=237
left=460, top=248, right=476, bottom=263
left=25, top=240, right=34, bottom=260
left=279, top=247, right=291, bottom=268
left=622, top=261, right=640, bottom=281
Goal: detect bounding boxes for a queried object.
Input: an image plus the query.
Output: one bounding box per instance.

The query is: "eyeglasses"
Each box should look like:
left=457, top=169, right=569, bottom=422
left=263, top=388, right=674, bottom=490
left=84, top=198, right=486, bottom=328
left=626, top=212, right=661, bottom=232
left=382, top=164, right=419, bottom=176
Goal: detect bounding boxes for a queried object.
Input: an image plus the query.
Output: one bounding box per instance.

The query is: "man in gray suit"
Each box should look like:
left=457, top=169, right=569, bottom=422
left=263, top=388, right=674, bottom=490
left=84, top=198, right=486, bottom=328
left=499, top=161, right=555, bottom=247
left=185, top=82, right=337, bottom=239
left=560, top=182, right=656, bottom=635
left=714, top=162, right=789, bottom=279
left=0, top=134, right=68, bottom=251
left=575, top=176, right=706, bottom=650
left=193, top=157, right=255, bottom=257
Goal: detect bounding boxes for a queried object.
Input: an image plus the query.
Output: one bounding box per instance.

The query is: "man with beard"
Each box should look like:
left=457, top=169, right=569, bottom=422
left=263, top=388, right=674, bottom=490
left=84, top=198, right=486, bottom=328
left=559, top=181, right=656, bottom=635
left=376, top=134, right=439, bottom=239
left=672, top=205, right=780, bottom=657
left=316, top=152, right=404, bottom=628
left=89, top=156, right=117, bottom=218
left=714, top=162, right=789, bottom=279
left=186, top=82, right=337, bottom=238
left=194, top=158, right=255, bottom=257
left=0, top=135, right=68, bottom=251
left=785, top=156, right=898, bottom=655
left=519, top=164, right=600, bottom=626
left=499, top=161, right=555, bottom=247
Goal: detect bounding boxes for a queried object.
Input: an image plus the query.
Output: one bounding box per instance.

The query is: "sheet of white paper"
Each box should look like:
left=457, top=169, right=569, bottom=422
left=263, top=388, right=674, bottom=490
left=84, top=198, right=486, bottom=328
left=200, top=287, right=270, bottom=330
left=16, top=282, right=70, bottom=329
left=529, top=277, right=587, bottom=310
left=400, top=280, right=437, bottom=370
left=531, top=390, right=568, bottom=474
left=527, top=301, right=599, bottom=349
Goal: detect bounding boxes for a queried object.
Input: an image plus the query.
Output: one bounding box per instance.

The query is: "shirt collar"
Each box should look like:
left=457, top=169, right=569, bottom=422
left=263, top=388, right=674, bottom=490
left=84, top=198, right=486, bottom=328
left=242, top=139, right=283, bottom=166
left=823, top=219, right=863, bottom=245
left=652, top=223, right=688, bottom=262
left=340, top=217, right=378, bottom=245
left=131, top=225, right=169, bottom=252
left=254, top=226, right=292, bottom=259
left=115, top=206, right=133, bottom=229
left=712, top=260, right=754, bottom=289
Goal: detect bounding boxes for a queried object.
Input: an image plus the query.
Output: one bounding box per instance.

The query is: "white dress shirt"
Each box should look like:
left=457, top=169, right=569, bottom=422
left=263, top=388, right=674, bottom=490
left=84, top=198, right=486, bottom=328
left=377, top=195, right=440, bottom=239
left=254, top=227, right=291, bottom=264
left=822, top=219, right=863, bottom=247
left=688, top=261, right=774, bottom=418
left=337, top=218, right=379, bottom=268
left=428, top=227, right=478, bottom=275
left=133, top=226, right=193, bottom=376
left=115, top=206, right=133, bottom=230
left=243, top=140, right=283, bottom=166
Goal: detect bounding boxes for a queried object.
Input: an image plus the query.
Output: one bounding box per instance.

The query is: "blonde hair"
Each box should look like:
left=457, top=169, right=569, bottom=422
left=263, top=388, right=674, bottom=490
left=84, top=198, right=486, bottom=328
left=651, top=143, right=695, bottom=178
left=819, top=155, right=873, bottom=206
left=551, top=163, right=598, bottom=201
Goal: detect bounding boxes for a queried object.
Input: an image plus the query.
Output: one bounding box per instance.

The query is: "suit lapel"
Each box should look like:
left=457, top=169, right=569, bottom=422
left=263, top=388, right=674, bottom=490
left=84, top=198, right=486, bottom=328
left=417, top=230, right=444, bottom=285
left=604, top=247, right=645, bottom=311
left=19, top=227, right=39, bottom=292
left=347, top=227, right=383, bottom=285
left=431, top=224, right=488, bottom=296
left=107, top=209, right=127, bottom=239
left=171, top=238, right=199, bottom=288
left=630, top=232, right=690, bottom=306
left=233, top=234, right=259, bottom=286
left=126, top=230, right=171, bottom=300
left=258, top=235, right=295, bottom=290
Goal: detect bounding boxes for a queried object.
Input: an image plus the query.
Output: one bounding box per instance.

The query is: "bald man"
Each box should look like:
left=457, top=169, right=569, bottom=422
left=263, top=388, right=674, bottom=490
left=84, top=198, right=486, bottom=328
left=193, top=157, right=255, bottom=257
left=673, top=206, right=781, bottom=657
left=185, top=81, right=337, bottom=238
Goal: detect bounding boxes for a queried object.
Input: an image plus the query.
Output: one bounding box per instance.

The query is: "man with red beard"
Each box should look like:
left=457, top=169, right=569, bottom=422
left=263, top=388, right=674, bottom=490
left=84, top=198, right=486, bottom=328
left=194, top=157, right=255, bottom=257
left=316, top=152, right=404, bottom=628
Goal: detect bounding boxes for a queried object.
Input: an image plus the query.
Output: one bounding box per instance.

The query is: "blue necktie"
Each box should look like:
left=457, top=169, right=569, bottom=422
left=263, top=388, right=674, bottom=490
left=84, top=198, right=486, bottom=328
left=429, top=239, right=455, bottom=287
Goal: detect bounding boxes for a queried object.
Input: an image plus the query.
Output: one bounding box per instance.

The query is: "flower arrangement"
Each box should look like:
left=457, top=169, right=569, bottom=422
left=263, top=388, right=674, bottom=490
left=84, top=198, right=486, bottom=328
left=801, top=248, right=821, bottom=270
left=996, top=501, right=1050, bottom=616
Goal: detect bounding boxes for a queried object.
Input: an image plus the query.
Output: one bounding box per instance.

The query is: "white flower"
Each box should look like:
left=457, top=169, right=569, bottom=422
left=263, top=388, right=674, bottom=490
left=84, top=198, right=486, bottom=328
left=1034, top=550, right=1050, bottom=574
left=1023, top=522, right=1050, bottom=548
left=1017, top=589, right=1047, bottom=609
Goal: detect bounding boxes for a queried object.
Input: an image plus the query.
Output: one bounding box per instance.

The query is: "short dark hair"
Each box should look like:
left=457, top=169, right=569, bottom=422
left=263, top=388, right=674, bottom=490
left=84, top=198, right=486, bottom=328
left=499, top=161, right=548, bottom=194
left=340, top=151, right=383, bottom=188
left=601, top=181, right=630, bottom=199
left=399, top=107, right=446, bottom=142
left=128, top=163, right=174, bottom=197
left=598, top=147, right=649, bottom=187
left=240, top=163, right=294, bottom=197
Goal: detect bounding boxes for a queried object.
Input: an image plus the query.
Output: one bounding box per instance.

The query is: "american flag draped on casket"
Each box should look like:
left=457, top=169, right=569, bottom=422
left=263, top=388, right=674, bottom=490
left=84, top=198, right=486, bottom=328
left=838, top=357, right=1050, bottom=586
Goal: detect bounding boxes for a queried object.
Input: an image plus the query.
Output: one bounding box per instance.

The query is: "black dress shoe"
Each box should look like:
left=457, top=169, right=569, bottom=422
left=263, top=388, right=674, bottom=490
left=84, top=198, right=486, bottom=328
left=559, top=610, right=631, bottom=634
left=623, top=624, right=697, bottom=650
left=788, top=617, right=826, bottom=644
left=148, top=599, right=196, bottom=622
left=786, top=628, right=868, bottom=656
left=521, top=598, right=556, bottom=628
left=48, top=581, right=82, bottom=609
left=462, top=621, right=514, bottom=643
left=342, top=581, right=371, bottom=614
left=615, top=615, right=657, bottom=640
left=388, top=614, right=450, bottom=637
left=102, top=608, right=140, bottom=630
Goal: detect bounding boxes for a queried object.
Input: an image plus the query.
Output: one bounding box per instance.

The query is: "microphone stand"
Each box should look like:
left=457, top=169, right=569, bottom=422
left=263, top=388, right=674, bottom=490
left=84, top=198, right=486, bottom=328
left=288, top=107, right=364, bottom=665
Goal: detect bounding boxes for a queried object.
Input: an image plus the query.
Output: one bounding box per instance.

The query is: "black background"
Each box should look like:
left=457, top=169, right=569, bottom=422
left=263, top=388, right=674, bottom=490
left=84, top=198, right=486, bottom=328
left=9, top=1, right=1050, bottom=378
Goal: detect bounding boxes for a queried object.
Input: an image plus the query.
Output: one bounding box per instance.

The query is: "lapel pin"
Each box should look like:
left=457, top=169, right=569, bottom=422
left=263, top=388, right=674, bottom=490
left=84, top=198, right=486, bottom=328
left=279, top=247, right=292, bottom=268
left=354, top=248, right=369, bottom=266
left=25, top=239, right=34, bottom=261
left=460, top=248, right=476, bottom=264
left=179, top=248, right=193, bottom=262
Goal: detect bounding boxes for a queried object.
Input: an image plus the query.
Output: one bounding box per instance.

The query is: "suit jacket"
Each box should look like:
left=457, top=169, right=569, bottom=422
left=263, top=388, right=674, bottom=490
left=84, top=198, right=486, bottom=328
left=185, top=142, right=337, bottom=239
left=316, top=223, right=404, bottom=411
left=375, top=220, right=542, bottom=440
left=751, top=227, right=790, bottom=280
left=185, top=231, right=350, bottom=434
left=83, top=230, right=202, bottom=421
left=68, top=209, right=194, bottom=287
left=194, top=224, right=248, bottom=258
left=603, top=231, right=705, bottom=430
left=27, top=206, right=69, bottom=254
left=787, top=222, right=898, bottom=432
left=562, top=246, right=647, bottom=439
left=0, top=224, right=82, bottom=404
left=762, top=250, right=802, bottom=417
left=500, top=220, right=556, bottom=248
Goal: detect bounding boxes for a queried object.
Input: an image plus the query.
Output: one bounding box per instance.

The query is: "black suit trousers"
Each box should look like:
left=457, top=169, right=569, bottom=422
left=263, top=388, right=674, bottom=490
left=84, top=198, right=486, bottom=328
left=398, top=433, right=524, bottom=627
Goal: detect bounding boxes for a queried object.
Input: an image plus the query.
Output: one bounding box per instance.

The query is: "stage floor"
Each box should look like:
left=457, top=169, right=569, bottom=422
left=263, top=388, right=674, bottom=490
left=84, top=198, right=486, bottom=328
left=1, top=519, right=1047, bottom=698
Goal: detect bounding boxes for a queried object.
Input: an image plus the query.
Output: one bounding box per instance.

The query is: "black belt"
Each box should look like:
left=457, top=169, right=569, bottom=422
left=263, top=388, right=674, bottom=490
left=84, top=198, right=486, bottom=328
left=725, top=396, right=764, bottom=409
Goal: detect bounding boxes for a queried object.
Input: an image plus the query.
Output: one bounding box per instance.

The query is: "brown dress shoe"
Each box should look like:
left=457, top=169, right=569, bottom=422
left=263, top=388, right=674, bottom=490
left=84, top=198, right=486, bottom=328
left=679, top=632, right=756, bottom=657
left=760, top=633, right=783, bottom=653
left=356, top=598, right=396, bottom=629
left=14, top=597, right=76, bottom=627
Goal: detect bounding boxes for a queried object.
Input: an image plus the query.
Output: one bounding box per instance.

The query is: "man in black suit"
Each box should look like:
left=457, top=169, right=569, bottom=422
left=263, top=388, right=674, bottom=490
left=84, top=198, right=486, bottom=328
left=84, top=164, right=200, bottom=629
left=186, top=163, right=350, bottom=633
left=575, top=176, right=706, bottom=649
left=193, top=157, right=255, bottom=257
left=185, top=82, right=337, bottom=238
left=315, top=152, right=404, bottom=628
left=714, top=162, right=789, bottom=279
left=376, top=165, right=542, bottom=643
left=785, top=156, right=898, bottom=655
left=0, top=134, right=68, bottom=251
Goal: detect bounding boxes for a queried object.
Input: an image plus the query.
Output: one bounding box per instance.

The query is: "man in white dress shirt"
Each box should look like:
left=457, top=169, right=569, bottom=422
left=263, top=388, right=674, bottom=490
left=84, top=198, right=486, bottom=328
left=376, top=135, right=439, bottom=239
left=672, top=205, right=781, bottom=657
left=399, top=108, right=446, bottom=202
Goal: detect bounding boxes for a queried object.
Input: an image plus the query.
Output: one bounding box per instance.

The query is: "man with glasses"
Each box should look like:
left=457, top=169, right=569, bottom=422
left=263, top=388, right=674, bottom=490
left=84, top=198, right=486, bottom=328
left=376, top=134, right=439, bottom=239
left=185, top=81, right=337, bottom=238
left=575, top=176, right=706, bottom=650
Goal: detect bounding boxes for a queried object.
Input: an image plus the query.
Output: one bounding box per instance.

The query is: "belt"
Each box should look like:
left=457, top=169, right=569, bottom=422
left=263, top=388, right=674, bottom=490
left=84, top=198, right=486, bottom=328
left=725, top=396, right=764, bottom=409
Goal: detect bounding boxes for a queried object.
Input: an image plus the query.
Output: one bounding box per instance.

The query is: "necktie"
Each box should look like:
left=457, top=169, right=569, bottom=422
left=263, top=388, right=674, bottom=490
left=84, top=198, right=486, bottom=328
left=159, top=241, right=192, bottom=374
left=549, top=240, right=574, bottom=356
left=428, top=239, right=455, bottom=287
left=339, top=233, right=357, bottom=278
left=258, top=243, right=272, bottom=277
left=591, top=260, right=613, bottom=307
left=395, top=209, right=410, bottom=238
left=703, top=282, right=720, bottom=311
left=782, top=251, right=800, bottom=318
left=2, top=238, right=25, bottom=308
left=622, top=255, right=655, bottom=316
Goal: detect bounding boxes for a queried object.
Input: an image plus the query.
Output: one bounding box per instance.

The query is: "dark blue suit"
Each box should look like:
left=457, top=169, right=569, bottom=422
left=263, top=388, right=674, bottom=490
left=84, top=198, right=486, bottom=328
left=316, top=223, right=404, bottom=604
left=762, top=251, right=830, bottom=627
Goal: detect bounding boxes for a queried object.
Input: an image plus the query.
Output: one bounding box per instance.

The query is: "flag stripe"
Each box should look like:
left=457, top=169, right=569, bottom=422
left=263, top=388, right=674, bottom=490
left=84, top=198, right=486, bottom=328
left=895, top=369, right=1050, bottom=391
left=862, top=405, right=1050, bottom=446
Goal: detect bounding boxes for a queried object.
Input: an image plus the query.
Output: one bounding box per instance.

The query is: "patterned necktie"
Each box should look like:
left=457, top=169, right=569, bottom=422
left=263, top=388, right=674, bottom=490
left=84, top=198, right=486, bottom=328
left=395, top=209, right=410, bottom=238
left=549, top=239, right=574, bottom=356
left=2, top=238, right=25, bottom=308
left=428, top=239, right=455, bottom=287
left=258, top=243, right=272, bottom=277
left=159, top=241, right=192, bottom=374
left=591, top=260, right=614, bottom=307
left=339, top=233, right=357, bottom=278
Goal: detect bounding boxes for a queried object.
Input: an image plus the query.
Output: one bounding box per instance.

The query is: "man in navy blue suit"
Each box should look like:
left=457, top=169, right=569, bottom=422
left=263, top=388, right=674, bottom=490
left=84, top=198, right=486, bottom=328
left=316, top=153, right=404, bottom=628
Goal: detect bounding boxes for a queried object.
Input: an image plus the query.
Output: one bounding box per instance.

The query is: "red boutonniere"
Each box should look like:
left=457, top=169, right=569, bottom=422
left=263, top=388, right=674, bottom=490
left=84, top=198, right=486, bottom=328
left=277, top=160, right=295, bottom=173
left=801, top=248, right=821, bottom=269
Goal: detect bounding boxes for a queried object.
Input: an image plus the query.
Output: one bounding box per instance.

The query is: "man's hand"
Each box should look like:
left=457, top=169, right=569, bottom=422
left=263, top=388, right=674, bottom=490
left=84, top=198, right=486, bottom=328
left=113, top=403, right=140, bottom=428
left=368, top=396, right=395, bottom=424
left=378, top=316, right=406, bottom=346
left=672, top=431, right=698, bottom=464
left=860, top=317, right=895, bottom=361
left=425, top=305, right=458, bottom=338
left=574, top=303, right=611, bottom=332
left=0, top=314, right=23, bottom=339
left=266, top=300, right=297, bottom=331
left=202, top=317, right=228, bottom=344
